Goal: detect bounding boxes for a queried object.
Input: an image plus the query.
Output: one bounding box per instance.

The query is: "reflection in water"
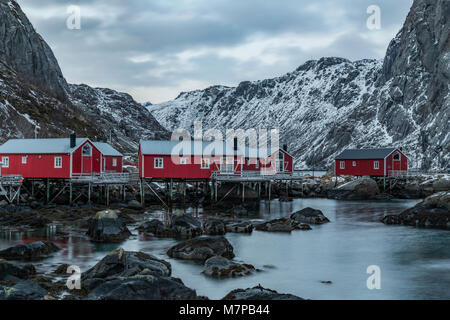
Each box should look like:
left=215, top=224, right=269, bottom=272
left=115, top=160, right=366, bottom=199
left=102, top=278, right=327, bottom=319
left=1, top=198, right=449, bottom=300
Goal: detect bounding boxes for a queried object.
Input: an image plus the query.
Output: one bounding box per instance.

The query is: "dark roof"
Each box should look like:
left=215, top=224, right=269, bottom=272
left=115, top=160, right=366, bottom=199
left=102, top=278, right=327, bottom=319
left=335, top=148, right=398, bottom=160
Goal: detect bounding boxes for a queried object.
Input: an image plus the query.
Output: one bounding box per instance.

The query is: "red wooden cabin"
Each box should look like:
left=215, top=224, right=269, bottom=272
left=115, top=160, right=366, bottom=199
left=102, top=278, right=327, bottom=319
left=0, top=135, right=123, bottom=179
left=335, top=148, right=408, bottom=177
left=138, top=140, right=293, bottom=179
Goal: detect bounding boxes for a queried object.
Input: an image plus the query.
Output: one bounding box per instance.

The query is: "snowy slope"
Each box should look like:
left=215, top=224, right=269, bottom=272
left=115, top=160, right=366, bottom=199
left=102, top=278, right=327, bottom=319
left=149, top=0, right=449, bottom=170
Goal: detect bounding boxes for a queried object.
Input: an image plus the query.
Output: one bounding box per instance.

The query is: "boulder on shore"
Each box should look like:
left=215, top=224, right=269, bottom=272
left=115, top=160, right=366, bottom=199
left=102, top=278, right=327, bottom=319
left=137, top=219, right=174, bottom=237
left=87, top=210, right=132, bottom=243
left=171, top=214, right=203, bottom=238
left=225, top=221, right=254, bottom=233
left=327, top=177, right=380, bottom=200
left=167, top=236, right=235, bottom=262
left=381, top=191, right=450, bottom=230
left=290, top=207, right=330, bottom=224
left=255, top=218, right=311, bottom=232
left=203, top=256, right=255, bottom=278
left=203, top=219, right=226, bottom=235
left=80, top=248, right=198, bottom=300
left=222, top=285, right=303, bottom=300
left=0, top=259, right=36, bottom=280
left=0, top=241, right=60, bottom=261
left=0, top=278, right=48, bottom=300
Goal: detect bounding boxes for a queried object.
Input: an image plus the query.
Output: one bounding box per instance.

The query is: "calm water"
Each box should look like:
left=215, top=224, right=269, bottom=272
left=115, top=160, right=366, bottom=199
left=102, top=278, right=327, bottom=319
left=1, top=198, right=450, bottom=300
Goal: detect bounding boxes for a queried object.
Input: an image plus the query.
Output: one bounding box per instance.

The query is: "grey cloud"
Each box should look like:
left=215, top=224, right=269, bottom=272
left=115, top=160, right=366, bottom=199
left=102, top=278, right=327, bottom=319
left=17, top=0, right=413, bottom=103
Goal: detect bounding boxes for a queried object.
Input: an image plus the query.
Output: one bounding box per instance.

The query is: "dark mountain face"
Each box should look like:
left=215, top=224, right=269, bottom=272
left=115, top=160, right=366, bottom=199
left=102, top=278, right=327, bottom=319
left=149, top=0, right=449, bottom=170
left=0, top=0, right=169, bottom=152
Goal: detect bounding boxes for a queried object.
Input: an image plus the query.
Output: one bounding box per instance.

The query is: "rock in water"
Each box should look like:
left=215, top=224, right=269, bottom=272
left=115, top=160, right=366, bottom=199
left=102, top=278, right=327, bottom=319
left=87, top=210, right=131, bottom=242
left=80, top=248, right=198, bottom=300
left=203, top=256, right=255, bottom=278
left=86, top=275, right=198, bottom=300
left=0, top=259, right=36, bottom=279
left=225, top=221, right=254, bottom=233
left=0, top=279, right=48, bottom=300
left=83, top=248, right=171, bottom=282
left=291, top=207, right=330, bottom=224
left=203, top=219, right=226, bottom=235
left=255, top=218, right=311, bottom=232
left=382, top=191, right=450, bottom=230
left=327, top=178, right=380, bottom=200
left=137, top=219, right=174, bottom=237
left=222, top=285, right=303, bottom=300
left=171, top=215, right=203, bottom=238
left=0, top=241, right=60, bottom=261
left=167, top=236, right=235, bottom=262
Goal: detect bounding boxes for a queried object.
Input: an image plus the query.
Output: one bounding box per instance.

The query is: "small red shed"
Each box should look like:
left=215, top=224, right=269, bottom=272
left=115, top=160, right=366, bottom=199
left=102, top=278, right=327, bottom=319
left=335, top=148, right=408, bottom=177
left=0, top=135, right=123, bottom=179
left=138, top=140, right=293, bottom=179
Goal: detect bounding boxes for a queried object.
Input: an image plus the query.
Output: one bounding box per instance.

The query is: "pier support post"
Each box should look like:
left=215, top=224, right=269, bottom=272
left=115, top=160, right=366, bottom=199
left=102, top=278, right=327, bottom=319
left=215, top=181, right=218, bottom=202
left=268, top=181, right=271, bottom=201
left=242, top=183, right=245, bottom=203
left=140, top=179, right=145, bottom=206
left=106, top=185, right=110, bottom=207
left=46, top=179, right=50, bottom=204
left=88, top=182, right=91, bottom=204
left=69, top=181, right=73, bottom=205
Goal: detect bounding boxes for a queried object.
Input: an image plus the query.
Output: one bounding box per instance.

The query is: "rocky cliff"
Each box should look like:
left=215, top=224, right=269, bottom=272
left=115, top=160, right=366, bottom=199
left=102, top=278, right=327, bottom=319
left=0, top=0, right=168, bottom=152
left=149, top=0, right=449, bottom=170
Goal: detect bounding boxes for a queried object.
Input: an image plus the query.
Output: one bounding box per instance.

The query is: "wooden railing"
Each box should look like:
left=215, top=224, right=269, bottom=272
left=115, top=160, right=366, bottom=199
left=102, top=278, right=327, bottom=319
left=0, top=175, right=24, bottom=186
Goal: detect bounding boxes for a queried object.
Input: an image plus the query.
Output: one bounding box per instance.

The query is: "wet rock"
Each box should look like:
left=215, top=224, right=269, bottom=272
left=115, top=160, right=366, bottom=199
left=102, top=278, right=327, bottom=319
left=290, top=207, right=330, bottom=224
left=222, top=285, right=303, bottom=300
left=137, top=219, right=174, bottom=237
left=171, top=214, right=203, bottom=238
left=167, top=236, right=235, bottom=262
left=83, top=248, right=171, bottom=286
left=87, top=210, right=132, bottom=243
left=0, top=200, right=8, bottom=207
left=203, top=219, right=226, bottom=235
left=0, top=279, right=48, bottom=300
left=86, top=275, right=198, bottom=300
left=327, top=178, right=380, bottom=200
left=255, top=218, right=311, bottom=232
left=0, top=241, right=60, bottom=261
left=225, top=221, right=254, bottom=233
left=382, top=191, right=450, bottom=230
left=203, top=256, right=255, bottom=278
left=53, top=264, right=71, bottom=275
left=0, top=260, right=36, bottom=280
left=127, top=200, right=142, bottom=210
left=432, top=178, right=450, bottom=192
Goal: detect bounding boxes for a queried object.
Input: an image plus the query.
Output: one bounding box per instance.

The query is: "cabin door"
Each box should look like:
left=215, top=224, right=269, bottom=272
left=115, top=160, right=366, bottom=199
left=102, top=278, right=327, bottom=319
left=392, top=152, right=402, bottom=171
left=82, top=144, right=93, bottom=175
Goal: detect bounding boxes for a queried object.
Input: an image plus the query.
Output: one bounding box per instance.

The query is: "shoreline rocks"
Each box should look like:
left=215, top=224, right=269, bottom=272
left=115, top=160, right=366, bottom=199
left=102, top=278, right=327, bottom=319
left=327, top=177, right=380, bottom=200
left=0, top=241, right=60, bottom=261
left=167, top=236, right=235, bottom=262
left=291, top=207, right=330, bottom=224
left=222, top=285, right=303, bottom=300
left=255, top=218, right=311, bottom=232
left=382, top=191, right=450, bottom=230
left=203, top=256, right=256, bottom=278
left=87, top=210, right=132, bottom=243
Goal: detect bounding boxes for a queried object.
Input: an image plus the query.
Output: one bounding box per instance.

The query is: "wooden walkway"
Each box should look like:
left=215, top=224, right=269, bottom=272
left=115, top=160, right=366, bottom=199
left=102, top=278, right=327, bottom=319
left=211, top=170, right=307, bottom=182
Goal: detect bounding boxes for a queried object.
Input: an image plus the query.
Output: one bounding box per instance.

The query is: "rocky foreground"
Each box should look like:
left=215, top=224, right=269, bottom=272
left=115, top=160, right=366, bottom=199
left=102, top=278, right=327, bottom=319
left=382, top=191, right=450, bottom=230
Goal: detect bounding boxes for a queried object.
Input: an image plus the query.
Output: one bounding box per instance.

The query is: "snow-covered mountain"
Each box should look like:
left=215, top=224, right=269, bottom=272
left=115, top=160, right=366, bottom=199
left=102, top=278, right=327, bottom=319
left=0, top=0, right=168, bottom=153
left=149, top=0, right=449, bottom=170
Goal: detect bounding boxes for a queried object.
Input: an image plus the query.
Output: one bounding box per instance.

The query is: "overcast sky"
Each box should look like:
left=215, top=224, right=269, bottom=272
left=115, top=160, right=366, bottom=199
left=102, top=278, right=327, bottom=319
left=18, top=0, right=413, bottom=104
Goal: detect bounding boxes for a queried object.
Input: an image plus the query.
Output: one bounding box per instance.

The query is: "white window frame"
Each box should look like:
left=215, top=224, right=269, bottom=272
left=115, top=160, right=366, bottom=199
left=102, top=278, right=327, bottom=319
left=82, top=144, right=92, bottom=156
left=352, top=161, right=356, bottom=167
left=54, top=156, right=62, bottom=169
left=154, top=158, right=164, bottom=169
left=340, top=161, right=345, bottom=169
left=255, top=160, right=259, bottom=169
left=393, top=152, right=401, bottom=161
left=374, top=161, right=380, bottom=170
left=180, top=157, right=188, bottom=165
left=201, top=158, right=210, bottom=169
left=112, top=158, right=117, bottom=167
left=2, top=157, right=9, bottom=168
left=22, top=156, right=27, bottom=164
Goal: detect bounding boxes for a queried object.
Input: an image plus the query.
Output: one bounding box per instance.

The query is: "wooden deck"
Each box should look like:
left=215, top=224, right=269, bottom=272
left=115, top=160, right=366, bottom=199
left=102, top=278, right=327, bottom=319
left=211, top=170, right=307, bottom=182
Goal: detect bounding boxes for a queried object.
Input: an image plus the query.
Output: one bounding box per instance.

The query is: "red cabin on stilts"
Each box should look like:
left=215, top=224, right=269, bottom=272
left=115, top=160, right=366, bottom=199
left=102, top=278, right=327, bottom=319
left=0, top=134, right=123, bottom=179
left=335, top=148, right=408, bottom=177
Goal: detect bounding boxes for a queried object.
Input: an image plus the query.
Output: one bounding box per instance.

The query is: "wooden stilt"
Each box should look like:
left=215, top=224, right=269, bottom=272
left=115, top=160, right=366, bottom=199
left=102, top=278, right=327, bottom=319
left=69, top=181, right=73, bottom=205
left=88, top=182, right=91, bottom=204
left=46, top=179, right=50, bottom=204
